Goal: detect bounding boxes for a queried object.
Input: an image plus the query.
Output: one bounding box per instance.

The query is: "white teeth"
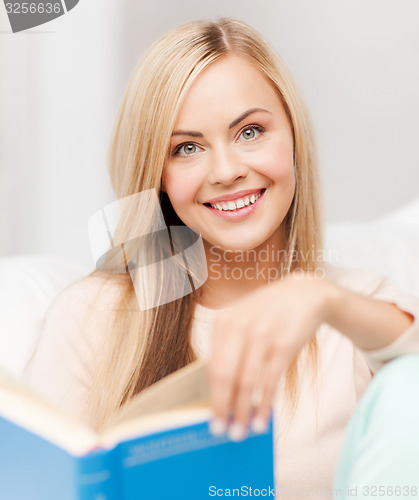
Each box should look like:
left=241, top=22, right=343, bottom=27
left=209, top=191, right=263, bottom=211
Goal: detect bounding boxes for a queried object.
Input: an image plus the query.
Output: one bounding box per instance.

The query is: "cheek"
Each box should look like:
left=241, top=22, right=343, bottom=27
left=254, top=141, right=295, bottom=186
left=162, top=167, right=200, bottom=213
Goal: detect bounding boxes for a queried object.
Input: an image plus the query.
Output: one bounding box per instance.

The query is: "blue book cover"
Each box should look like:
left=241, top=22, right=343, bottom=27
left=0, top=361, right=275, bottom=499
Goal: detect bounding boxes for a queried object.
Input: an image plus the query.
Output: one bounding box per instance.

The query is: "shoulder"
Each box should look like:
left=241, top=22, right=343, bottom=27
left=37, top=272, right=132, bottom=354
left=47, top=272, right=128, bottom=321
left=27, top=272, right=131, bottom=371
left=23, top=273, right=131, bottom=418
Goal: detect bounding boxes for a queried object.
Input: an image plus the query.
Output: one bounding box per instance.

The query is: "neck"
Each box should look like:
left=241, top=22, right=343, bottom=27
left=197, top=228, right=288, bottom=309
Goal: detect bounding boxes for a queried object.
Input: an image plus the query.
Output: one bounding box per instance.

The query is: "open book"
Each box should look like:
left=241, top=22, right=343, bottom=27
left=0, top=361, right=274, bottom=499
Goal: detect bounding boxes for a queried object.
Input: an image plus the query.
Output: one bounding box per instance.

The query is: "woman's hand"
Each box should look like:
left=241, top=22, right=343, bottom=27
left=208, top=271, right=338, bottom=441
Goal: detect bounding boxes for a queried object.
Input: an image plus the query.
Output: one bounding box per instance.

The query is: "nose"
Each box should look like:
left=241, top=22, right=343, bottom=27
left=207, top=146, right=249, bottom=185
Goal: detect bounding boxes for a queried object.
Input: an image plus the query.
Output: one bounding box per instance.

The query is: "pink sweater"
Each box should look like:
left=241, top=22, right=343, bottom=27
left=24, top=264, right=419, bottom=497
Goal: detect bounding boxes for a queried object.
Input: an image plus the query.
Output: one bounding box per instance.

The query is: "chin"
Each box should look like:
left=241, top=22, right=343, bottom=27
left=204, top=233, right=271, bottom=253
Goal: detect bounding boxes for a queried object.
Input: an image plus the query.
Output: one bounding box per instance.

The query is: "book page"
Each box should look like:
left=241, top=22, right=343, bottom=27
left=104, top=360, right=209, bottom=431
left=0, top=360, right=210, bottom=455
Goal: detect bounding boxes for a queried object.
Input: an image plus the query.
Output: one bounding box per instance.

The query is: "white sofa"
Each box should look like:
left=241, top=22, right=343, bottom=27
left=325, top=196, right=419, bottom=297
left=1, top=196, right=418, bottom=380
left=0, top=256, right=90, bottom=379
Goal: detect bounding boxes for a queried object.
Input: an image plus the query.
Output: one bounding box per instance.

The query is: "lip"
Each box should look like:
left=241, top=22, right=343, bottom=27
left=204, top=188, right=264, bottom=204
left=204, top=188, right=266, bottom=221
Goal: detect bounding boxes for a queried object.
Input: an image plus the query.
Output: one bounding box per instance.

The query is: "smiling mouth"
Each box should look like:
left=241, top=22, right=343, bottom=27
left=204, top=189, right=266, bottom=212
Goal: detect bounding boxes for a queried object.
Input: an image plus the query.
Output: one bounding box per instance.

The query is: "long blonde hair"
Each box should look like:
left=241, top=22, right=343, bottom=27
left=84, top=18, right=323, bottom=431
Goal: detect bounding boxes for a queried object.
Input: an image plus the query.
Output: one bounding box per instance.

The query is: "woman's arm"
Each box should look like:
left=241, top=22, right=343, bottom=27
left=208, top=271, right=418, bottom=441
left=325, top=283, right=413, bottom=351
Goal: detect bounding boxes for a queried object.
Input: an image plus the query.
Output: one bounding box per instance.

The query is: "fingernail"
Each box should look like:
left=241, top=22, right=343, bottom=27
left=228, top=421, right=246, bottom=442
left=251, top=417, right=268, bottom=434
left=209, top=417, right=227, bottom=436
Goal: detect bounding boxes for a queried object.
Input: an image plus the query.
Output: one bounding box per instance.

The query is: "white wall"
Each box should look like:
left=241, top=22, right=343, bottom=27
left=1, top=0, right=418, bottom=267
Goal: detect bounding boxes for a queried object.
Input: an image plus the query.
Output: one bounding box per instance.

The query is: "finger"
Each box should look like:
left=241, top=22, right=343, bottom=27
left=208, top=317, right=247, bottom=434
left=228, top=340, right=268, bottom=441
left=251, top=354, right=284, bottom=433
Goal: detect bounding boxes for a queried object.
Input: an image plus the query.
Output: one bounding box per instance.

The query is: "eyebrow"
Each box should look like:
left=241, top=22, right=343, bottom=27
left=171, top=107, right=272, bottom=137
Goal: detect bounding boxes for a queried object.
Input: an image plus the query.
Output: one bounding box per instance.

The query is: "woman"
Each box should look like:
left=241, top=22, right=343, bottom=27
left=25, top=18, right=419, bottom=496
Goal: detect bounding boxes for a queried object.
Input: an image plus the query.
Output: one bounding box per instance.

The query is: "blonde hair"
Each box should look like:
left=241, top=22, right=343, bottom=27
left=84, top=18, right=323, bottom=431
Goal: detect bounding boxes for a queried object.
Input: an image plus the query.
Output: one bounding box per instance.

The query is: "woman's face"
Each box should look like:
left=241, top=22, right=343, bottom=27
left=163, top=55, right=295, bottom=252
